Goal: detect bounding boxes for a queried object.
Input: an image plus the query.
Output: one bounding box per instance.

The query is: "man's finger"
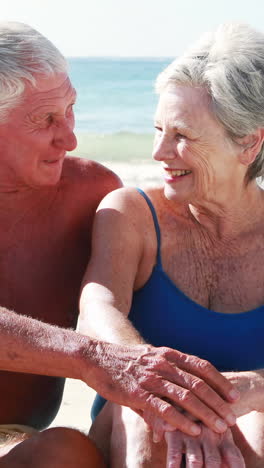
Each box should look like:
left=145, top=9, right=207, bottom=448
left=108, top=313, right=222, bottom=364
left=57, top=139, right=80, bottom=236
left=146, top=380, right=229, bottom=434
left=142, top=410, right=175, bottom=442
left=164, top=368, right=237, bottom=427
left=163, top=349, right=239, bottom=402
left=146, top=395, right=201, bottom=436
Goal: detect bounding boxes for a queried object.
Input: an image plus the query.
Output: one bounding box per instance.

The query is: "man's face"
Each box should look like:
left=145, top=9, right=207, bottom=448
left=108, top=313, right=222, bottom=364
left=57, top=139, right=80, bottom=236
left=0, top=73, right=77, bottom=190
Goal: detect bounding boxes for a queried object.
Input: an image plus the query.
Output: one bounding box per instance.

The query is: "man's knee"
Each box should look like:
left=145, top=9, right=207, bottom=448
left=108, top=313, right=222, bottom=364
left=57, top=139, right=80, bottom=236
left=40, top=427, right=106, bottom=465
left=0, top=426, right=106, bottom=468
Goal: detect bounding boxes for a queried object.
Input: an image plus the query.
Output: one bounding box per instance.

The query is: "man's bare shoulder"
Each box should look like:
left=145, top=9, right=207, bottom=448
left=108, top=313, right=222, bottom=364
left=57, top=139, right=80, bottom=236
left=61, top=156, right=122, bottom=204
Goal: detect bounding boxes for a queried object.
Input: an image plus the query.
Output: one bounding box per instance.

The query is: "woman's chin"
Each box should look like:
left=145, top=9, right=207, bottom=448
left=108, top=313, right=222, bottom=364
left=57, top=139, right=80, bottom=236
left=164, top=184, right=192, bottom=203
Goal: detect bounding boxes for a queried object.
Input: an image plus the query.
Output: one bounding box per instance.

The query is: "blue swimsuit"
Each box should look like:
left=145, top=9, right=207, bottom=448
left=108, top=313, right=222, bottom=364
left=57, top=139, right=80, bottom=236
left=91, top=188, right=264, bottom=419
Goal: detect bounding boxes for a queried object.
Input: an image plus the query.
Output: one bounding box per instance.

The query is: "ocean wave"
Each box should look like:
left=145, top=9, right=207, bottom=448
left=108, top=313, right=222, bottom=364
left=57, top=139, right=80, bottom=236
left=74, top=131, right=154, bottom=162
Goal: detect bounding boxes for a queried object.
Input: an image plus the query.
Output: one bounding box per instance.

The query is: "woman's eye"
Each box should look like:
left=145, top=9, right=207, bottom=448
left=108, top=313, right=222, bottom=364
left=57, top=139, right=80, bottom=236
left=176, top=133, right=185, bottom=139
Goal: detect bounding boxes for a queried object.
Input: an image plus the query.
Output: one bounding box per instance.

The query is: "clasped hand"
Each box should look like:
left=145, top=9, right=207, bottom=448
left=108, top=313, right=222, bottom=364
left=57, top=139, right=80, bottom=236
left=143, top=410, right=245, bottom=468
left=165, top=426, right=245, bottom=468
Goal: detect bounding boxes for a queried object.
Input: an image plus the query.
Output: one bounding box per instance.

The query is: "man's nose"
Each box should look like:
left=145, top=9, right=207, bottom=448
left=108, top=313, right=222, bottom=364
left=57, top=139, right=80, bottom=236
left=53, top=120, right=77, bottom=152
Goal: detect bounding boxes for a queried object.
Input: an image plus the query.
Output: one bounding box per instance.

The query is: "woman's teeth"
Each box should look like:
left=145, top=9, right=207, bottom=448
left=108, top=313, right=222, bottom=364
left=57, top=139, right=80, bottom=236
left=169, top=170, right=191, bottom=176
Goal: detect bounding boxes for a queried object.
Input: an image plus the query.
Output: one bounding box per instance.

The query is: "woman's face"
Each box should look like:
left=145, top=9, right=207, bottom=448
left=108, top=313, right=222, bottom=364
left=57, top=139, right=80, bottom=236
left=153, top=85, right=242, bottom=204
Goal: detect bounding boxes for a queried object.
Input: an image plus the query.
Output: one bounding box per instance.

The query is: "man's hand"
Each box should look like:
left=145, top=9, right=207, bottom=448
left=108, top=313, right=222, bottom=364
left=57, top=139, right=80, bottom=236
left=165, top=427, right=245, bottom=468
left=83, top=342, right=239, bottom=436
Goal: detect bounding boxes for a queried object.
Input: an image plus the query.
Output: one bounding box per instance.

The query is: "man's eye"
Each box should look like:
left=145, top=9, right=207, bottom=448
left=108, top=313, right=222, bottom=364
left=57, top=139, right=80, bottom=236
left=42, top=114, right=53, bottom=126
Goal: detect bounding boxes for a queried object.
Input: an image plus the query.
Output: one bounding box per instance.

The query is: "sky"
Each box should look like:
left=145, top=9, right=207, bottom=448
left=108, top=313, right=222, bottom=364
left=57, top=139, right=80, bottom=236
left=1, top=0, right=264, bottom=57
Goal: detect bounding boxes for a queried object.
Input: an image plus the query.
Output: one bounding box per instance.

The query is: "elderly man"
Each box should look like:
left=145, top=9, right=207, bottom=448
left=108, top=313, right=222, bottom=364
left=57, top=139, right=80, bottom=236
left=0, top=22, right=239, bottom=467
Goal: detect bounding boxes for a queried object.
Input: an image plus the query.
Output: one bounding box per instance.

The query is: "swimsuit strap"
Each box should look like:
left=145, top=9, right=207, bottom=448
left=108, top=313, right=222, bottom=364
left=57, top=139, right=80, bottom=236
left=136, top=188, right=162, bottom=268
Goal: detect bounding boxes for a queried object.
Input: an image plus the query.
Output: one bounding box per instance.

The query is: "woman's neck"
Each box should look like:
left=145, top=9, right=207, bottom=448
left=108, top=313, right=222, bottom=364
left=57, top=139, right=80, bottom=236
left=188, top=181, right=263, bottom=240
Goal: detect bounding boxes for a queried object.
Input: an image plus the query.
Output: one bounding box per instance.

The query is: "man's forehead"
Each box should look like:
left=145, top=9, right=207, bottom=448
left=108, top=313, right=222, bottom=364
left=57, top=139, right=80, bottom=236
left=25, top=74, right=76, bottom=102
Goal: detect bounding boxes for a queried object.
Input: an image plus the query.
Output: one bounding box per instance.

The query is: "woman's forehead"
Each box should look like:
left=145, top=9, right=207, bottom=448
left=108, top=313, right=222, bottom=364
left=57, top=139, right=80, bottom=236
left=155, top=85, right=226, bottom=137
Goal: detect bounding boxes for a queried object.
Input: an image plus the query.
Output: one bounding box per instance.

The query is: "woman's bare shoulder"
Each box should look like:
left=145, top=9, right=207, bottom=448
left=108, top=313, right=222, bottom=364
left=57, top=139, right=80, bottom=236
left=96, top=185, right=163, bottom=215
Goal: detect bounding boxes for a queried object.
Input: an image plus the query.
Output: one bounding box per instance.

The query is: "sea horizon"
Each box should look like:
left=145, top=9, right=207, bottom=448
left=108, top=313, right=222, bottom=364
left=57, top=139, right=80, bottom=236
left=68, top=57, right=172, bottom=161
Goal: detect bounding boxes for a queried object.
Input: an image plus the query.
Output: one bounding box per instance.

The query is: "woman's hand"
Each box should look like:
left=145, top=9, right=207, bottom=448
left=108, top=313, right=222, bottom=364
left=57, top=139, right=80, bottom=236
left=223, top=370, right=264, bottom=417
left=143, top=409, right=245, bottom=467
left=165, top=427, right=245, bottom=468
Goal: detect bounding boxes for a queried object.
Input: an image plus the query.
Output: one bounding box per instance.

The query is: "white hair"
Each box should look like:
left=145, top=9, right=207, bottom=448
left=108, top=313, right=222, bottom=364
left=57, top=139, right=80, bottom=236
left=156, top=23, right=264, bottom=181
left=0, top=22, right=67, bottom=121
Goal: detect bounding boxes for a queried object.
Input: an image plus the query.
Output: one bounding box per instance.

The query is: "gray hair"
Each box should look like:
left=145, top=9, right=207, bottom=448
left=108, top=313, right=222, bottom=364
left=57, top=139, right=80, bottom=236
left=0, top=22, right=67, bottom=121
left=156, top=23, right=264, bottom=181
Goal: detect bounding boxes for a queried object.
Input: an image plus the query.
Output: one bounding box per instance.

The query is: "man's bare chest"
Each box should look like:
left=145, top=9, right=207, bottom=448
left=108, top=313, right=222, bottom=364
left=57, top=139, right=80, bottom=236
left=0, top=214, right=91, bottom=326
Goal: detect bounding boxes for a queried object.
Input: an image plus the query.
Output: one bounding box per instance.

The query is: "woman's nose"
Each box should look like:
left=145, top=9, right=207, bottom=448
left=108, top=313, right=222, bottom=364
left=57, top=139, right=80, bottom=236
left=152, top=134, right=175, bottom=161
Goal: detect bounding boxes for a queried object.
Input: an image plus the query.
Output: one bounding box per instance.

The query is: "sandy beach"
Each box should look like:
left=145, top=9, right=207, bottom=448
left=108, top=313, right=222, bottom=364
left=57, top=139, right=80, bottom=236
left=50, top=159, right=162, bottom=433
left=100, top=160, right=163, bottom=187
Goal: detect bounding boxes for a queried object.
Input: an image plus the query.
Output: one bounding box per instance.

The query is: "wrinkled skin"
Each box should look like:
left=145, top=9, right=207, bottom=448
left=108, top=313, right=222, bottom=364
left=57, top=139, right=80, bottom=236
left=165, top=428, right=245, bottom=468
left=87, top=342, right=238, bottom=436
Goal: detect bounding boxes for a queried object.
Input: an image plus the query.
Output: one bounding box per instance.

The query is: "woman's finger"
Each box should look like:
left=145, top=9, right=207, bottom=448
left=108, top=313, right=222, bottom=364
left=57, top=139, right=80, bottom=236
left=165, top=431, right=184, bottom=468
left=203, top=440, right=222, bottom=467
left=221, top=441, right=246, bottom=467
left=184, top=436, right=203, bottom=468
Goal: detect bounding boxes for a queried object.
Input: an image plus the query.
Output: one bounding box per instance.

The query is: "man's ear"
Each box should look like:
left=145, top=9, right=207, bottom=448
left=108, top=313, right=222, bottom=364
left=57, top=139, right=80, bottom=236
left=236, top=128, right=264, bottom=166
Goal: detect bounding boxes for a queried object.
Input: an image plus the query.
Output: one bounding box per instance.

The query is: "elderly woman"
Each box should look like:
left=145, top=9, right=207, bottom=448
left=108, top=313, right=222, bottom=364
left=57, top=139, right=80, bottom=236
left=79, top=23, right=264, bottom=467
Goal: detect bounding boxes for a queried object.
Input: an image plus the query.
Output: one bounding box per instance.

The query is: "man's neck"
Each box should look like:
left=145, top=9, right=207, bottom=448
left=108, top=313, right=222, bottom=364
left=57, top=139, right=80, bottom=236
left=0, top=184, right=59, bottom=218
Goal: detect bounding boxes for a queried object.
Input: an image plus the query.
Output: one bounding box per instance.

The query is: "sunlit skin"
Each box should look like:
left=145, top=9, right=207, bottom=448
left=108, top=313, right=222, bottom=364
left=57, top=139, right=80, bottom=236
left=0, top=72, right=121, bottom=467
left=84, top=85, right=264, bottom=467
left=0, top=73, right=77, bottom=191
left=153, top=85, right=248, bottom=208
left=0, top=74, right=240, bottom=467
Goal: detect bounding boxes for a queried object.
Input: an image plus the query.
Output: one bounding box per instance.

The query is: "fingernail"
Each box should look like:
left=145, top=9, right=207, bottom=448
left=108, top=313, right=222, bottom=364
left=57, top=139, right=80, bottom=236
left=229, top=389, right=240, bottom=400
left=215, top=419, right=227, bottom=432
left=153, top=433, right=161, bottom=443
left=226, top=413, right=236, bottom=425
left=191, top=424, right=201, bottom=435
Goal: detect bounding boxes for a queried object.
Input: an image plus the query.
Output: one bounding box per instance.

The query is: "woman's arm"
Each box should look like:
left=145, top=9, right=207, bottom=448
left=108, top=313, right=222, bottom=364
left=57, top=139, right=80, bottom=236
left=79, top=190, right=144, bottom=345
left=78, top=187, right=238, bottom=435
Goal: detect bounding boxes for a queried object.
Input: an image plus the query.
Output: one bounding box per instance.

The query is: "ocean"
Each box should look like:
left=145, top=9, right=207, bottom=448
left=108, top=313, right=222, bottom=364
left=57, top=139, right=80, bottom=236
left=68, top=57, right=172, bottom=162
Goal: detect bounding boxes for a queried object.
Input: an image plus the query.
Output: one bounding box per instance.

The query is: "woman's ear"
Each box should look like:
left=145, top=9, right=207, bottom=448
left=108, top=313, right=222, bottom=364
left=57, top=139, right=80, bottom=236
left=236, top=128, right=264, bottom=166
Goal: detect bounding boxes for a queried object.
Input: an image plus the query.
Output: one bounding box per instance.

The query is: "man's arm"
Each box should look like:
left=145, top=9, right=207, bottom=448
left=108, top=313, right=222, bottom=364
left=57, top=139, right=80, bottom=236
left=0, top=305, right=234, bottom=436
left=78, top=187, right=239, bottom=435
left=0, top=306, right=86, bottom=378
